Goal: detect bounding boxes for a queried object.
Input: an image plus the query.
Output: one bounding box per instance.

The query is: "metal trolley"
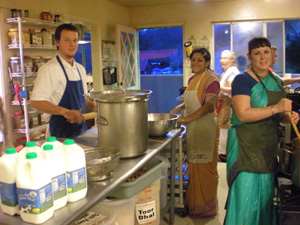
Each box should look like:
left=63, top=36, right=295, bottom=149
left=159, top=126, right=189, bottom=217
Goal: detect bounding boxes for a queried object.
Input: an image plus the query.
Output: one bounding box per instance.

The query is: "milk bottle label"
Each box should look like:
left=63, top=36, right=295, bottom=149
left=136, top=200, right=157, bottom=224
left=17, top=183, right=53, bottom=214
left=67, top=167, right=86, bottom=193
left=0, top=182, right=18, bottom=207
left=52, top=173, right=67, bottom=200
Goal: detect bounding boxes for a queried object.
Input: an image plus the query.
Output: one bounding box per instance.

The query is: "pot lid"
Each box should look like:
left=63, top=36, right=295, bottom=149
left=87, top=89, right=152, bottom=102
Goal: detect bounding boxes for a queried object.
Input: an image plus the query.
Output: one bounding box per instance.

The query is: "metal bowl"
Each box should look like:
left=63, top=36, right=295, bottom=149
left=85, top=147, right=120, bottom=181
left=148, top=113, right=179, bottom=136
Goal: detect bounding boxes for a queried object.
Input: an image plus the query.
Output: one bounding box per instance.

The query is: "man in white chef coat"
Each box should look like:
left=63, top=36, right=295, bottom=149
left=31, top=23, right=96, bottom=138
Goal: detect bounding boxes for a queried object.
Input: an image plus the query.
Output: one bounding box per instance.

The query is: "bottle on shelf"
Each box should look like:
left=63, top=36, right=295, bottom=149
left=0, top=148, right=19, bottom=216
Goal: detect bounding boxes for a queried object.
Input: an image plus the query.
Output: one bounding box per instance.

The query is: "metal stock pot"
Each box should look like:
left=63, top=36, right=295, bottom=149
left=291, top=138, right=300, bottom=186
left=88, top=89, right=152, bottom=158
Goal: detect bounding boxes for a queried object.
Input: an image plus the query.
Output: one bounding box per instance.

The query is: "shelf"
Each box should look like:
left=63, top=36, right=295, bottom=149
left=14, top=123, right=48, bottom=134
left=6, top=17, right=62, bottom=27
left=11, top=101, right=29, bottom=106
left=8, top=44, right=57, bottom=50
left=11, top=72, right=37, bottom=78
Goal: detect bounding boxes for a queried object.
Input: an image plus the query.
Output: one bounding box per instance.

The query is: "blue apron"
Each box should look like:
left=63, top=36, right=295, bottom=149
left=49, top=55, right=87, bottom=138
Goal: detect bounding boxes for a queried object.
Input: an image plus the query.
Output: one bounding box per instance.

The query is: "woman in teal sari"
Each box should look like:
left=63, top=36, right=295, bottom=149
left=224, top=37, right=299, bottom=225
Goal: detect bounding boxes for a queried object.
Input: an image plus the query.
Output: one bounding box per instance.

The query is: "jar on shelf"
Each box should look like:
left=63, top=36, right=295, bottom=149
left=8, top=28, right=18, bottom=45
left=32, top=57, right=43, bottom=72
left=28, top=111, right=39, bottom=128
left=11, top=9, right=17, bottom=18
left=54, top=14, right=60, bottom=23
left=24, top=10, right=29, bottom=18
left=22, top=31, right=31, bottom=47
left=40, top=11, right=50, bottom=21
left=41, top=28, right=52, bottom=46
left=13, top=111, right=25, bottom=129
left=9, top=57, right=21, bottom=73
left=16, top=9, right=22, bottom=18
left=28, top=28, right=37, bottom=46
left=36, top=32, right=42, bottom=46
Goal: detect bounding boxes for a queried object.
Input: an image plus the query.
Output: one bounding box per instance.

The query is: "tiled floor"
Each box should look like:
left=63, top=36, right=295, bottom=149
left=162, top=162, right=228, bottom=225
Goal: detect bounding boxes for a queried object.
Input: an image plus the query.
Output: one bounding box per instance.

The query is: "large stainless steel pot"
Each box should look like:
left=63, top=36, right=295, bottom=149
left=291, top=138, right=300, bottom=186
left=88, top=89, right=151, bottom=158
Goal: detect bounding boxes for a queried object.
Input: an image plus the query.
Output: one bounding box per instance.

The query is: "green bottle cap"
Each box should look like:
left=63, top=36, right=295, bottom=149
left=26, top=152, right=37, bottom=159
left=26, top=141, right=36, bottom=148
left=46, top=136, right=56, bottom=142
left=64, top=139, right=74, bottom=145
left=43, top=144, right=53, bottom=151
left=6, top=148, right=17, bottom=154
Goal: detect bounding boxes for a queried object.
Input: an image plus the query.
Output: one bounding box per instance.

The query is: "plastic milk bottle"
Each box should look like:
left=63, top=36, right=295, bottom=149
left=16, top=152, right=54, bottom=224
left=0, top=148, right=19, bottom=215
left=62, top=139, right=87, bottom=202
left=42, top=144, right=67, bottom=210
left=17, top=141, right=43, bottom=165
left=41, top=136, right=63, bottom=150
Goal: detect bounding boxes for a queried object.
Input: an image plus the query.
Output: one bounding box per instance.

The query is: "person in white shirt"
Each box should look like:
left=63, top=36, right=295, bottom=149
left=31, top=23, right=96, bottom=138
left=217, top=50, right=240, bottom=162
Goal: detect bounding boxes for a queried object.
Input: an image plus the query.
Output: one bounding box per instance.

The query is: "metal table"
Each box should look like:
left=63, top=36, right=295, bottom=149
left=0, top=127, right=182, bottom=225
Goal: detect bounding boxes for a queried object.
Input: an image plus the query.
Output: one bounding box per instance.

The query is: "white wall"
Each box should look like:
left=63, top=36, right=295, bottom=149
left=0, top=0, right=129, bottom=91
left=128, top=0, right=300, bottom=83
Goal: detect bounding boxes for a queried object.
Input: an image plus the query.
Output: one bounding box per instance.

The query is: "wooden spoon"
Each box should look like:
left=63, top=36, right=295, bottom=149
left=83, top=112, right=97, bottom=121
left=288, top=111, right=300, bottom=140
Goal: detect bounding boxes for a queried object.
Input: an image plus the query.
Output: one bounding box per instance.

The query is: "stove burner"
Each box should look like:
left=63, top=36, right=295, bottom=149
left=279, top=183, right=300, bottom=210
left=277, top=177, right=300, bottom=225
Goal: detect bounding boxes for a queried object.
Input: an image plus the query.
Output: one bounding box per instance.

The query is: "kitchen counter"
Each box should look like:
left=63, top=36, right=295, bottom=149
left=0, top=126, right=182, bottom=225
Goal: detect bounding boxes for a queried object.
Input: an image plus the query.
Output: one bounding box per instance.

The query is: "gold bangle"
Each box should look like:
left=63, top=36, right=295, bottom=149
left=271, top=105, right=275, bottom=116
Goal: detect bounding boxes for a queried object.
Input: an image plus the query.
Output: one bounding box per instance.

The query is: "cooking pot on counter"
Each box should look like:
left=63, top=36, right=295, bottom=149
left=291, top=138, right=300, bottom=187
left=88, top=89, right=152, bottom=158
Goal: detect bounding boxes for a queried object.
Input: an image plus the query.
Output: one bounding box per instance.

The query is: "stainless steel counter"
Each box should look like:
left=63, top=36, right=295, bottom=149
left=0, top=127, right=182, bottom=225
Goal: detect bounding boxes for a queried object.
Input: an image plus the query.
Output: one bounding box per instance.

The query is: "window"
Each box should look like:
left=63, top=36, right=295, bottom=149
left=138, top=27, right=183, bottom=75
left=74, top=31, right=92, bottom=74
left=286, top=19, right=300, bottom=73
left=214, top=21, right=283, bottom=75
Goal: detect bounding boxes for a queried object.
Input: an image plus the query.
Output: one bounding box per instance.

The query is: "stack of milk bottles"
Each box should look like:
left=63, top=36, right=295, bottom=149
left=0, top=137, right=87, bottom=224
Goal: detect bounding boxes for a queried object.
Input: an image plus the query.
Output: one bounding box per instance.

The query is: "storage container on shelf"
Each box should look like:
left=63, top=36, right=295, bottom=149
left=109, top=156, right=168, bottom=199
left=42, top=144, right=67, bottom=210
left=96, top=195, right=137, bottom=225
left=0, top=148, right=19, bottom=215
left=16, top=152, right=54, bottom=224
left=62, top=139, right=87, bottom=202
left=135, top=178, right=161, bottom=225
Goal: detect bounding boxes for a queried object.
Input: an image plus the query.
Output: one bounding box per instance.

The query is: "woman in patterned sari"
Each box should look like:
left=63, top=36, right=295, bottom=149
left=224, top=37, right=299, bottom=225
